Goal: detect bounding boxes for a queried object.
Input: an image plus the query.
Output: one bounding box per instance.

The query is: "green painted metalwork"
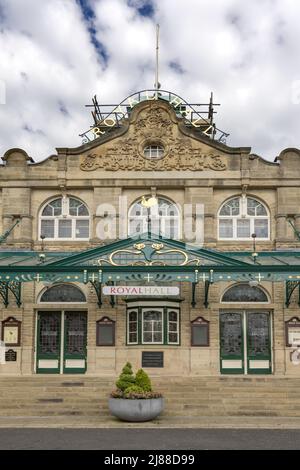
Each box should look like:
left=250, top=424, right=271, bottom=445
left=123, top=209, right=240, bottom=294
left=204, top=280, right=211, bottom=308
left=0, top=219, right=20, bottom=244
left=0, top=281, right=21, bottom=307
left=0, top=282, right=9, bottom=307
left=285, top=281, right=300, bottom=307
left=0, top=236, right=300, bottom=285
left=288, top=219, right=300, bottom=241
left=89, top=281, right=102, bottom=308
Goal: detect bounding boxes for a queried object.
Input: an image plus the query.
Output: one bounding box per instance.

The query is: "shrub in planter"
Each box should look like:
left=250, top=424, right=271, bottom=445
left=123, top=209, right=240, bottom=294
left=135, top=368, right=152, bottom=392
left=115, top=362, right=135, bottom=391
left=109, top=362, right=164, bottom=422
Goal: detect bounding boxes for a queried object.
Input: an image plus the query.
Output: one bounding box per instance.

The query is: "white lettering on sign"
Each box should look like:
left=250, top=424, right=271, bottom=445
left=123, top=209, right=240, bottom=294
left=81, top=89, right=219, bottom=143
left=102, top=286, right=180, bottom=296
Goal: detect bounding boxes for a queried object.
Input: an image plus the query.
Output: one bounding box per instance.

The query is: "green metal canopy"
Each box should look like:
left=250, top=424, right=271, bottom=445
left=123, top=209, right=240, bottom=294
left=1, top=234, right=300, bottom=308
left=0, top=234, right=300, bottom=284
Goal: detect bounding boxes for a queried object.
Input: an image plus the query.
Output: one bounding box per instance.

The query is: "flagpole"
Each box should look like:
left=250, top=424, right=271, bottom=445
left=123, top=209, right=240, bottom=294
left=155, top=24, right=159, bottom=100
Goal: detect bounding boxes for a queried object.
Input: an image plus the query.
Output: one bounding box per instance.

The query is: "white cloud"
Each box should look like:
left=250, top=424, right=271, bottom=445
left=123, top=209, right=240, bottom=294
left=0, top=0, right=299, bottom=160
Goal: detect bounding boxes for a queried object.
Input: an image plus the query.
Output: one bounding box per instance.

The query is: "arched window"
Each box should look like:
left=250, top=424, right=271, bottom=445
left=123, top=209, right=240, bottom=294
left=218, top=196, right=269, bottom=240
left=222, top=284, right=268, bottom=303
left=128, top=196, right=180, bottom=239
left=40, top=196, right=89, bottom=240
left=40, top=284, right=86, bottom=303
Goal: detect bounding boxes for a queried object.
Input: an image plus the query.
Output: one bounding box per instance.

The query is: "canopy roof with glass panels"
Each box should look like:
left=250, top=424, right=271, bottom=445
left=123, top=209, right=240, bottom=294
left=1, top=234, right=300, bottom=308
left=0, top=234, right=300, bottom=285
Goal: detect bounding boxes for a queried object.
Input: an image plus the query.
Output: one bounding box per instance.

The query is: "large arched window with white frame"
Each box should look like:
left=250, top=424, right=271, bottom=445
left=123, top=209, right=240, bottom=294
left=39, top=196, right=90, bottom=240
left=128, top=196, right=180, bottom=239
left=218, top=196, right=269, bottom=240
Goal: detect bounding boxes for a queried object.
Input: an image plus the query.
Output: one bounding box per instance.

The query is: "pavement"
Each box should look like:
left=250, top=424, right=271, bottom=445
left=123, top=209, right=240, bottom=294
left=0, top=427, right=300, bottom=449
left=2, top=414, right=300, bottom=429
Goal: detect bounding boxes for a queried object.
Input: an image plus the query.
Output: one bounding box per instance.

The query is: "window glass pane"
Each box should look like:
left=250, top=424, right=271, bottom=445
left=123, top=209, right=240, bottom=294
left=168, top=332, right=178, bottom=343
left=169, top=322, right=177, bottom=332
left=254, top=219, right=268, bottom=238
left=144, top=311, right=161, bottom=321
left=129, top=333, right=137, bottom=343
left=58, top=219, right=72, bottom=238
left=128, top=311, right=138, bottom=344
left=143, top=332, right=152, bottom=343
left=40, top=284, right=86, bottom=302
left=75, top=219, right=89, bottom=238
left=42, top=205, right=53, bottom=216
left=169, top=311, right=177, bottom=322
left=129, top=311, right=137, bottom=322
left=219, top=219, right=233, bottom=238
left=153, top=332, right=163, bottom=342
left=237, top=219, right=250, bottom=238
left=51, top=199, right=62, bottom=216
left=41, top=219, right=55, bottom=238
left=220, top=198, right=240, bottom=216
left=247, top=198, right=267, bottom=216
left=143, top=310, right=162, bottom=343
left=78, top=205, right=89, bottom=216
left=222, top=284, right=268, bottom=302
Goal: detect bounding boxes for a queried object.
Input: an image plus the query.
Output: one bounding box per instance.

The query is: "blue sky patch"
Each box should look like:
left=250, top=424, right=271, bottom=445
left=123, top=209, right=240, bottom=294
left=77, top=0, right=109, bottom=66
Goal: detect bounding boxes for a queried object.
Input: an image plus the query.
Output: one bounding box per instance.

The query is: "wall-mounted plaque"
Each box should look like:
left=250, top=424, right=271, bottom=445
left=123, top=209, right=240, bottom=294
left=1, top=317, right=21, bottom=346
left=191, top=316, right=210, bottom=346
left=96, top=316, right=115, bottom=346
left=142, top=351, right=164, bottom=368
left=5, top=349, right=17, bottom=362
left=285, top=317, right=300, bottom=347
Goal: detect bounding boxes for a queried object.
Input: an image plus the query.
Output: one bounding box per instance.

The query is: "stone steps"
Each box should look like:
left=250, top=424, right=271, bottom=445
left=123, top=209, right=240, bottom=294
left=1, top=375, right=300, bottom=418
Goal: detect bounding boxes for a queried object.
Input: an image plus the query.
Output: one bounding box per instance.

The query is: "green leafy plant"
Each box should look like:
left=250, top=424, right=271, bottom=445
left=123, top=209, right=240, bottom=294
left=135, top=368, right=152, bottom=392
left=115, top=362, right=135, bottom=391
left=111, top=362, right=162, bottom=399
left=124, top=385, right=144, bottom=395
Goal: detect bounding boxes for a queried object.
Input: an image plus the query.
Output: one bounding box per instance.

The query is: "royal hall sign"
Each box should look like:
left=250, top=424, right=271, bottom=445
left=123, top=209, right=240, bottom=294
left=80, top=89, right=229, bottom=144
left=102, top=285, right=180, bottom=296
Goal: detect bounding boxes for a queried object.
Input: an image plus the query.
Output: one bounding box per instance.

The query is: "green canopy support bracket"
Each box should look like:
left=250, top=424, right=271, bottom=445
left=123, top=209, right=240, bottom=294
left=0, top=282, right=9, bottom=307
left=106, top=281, right=116, bottom=308
left=191, top=282, right=197, bottom=308
left=90, top=281, right=102, bottom=308
left=285, top=280, right=300, bottom=307
left=0, top=281, right=21, bottom=307
left=204, top=280, right=211, bottom=308
left=288, top=219, right=300, bottom=241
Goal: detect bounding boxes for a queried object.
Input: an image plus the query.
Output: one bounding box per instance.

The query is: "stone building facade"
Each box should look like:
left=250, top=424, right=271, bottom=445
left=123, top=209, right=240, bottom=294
left=1, top=95, right=300, bottom=377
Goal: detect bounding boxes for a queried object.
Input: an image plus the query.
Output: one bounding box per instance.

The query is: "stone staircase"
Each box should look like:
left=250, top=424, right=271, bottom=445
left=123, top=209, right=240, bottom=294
left=1, top=375, right=300, bottom=418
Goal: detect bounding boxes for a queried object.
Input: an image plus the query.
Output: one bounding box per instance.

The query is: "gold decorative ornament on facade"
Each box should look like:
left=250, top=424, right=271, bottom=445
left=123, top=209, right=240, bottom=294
left=97, top=242, right=202, bottom=266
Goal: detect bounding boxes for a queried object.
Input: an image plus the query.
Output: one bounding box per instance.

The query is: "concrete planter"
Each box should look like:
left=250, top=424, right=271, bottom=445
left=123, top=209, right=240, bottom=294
left=109, top=397, right=164, bottom=422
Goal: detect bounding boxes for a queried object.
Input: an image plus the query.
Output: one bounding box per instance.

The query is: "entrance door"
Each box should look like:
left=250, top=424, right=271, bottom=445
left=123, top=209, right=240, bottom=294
left=220, top=312, right=244, bottom=374
left=247, top=312, right=271, bottom=374
left=63, top=311, right=87, bottom=374
left=37, top=311, right=61, bottom=374
left=220, top=311, right=272, bottom=375
left=36, top=311, right=87, bottom=374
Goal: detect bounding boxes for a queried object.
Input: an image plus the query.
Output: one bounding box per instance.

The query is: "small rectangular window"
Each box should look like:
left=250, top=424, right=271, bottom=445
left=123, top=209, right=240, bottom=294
left=167, top=309, right=179, bottom=344
left=128, top=310, right=138, bottom=344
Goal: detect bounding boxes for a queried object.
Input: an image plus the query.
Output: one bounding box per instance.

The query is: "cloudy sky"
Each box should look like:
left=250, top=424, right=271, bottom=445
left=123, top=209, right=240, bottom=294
left=0, top=0, right=299, bottom=161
